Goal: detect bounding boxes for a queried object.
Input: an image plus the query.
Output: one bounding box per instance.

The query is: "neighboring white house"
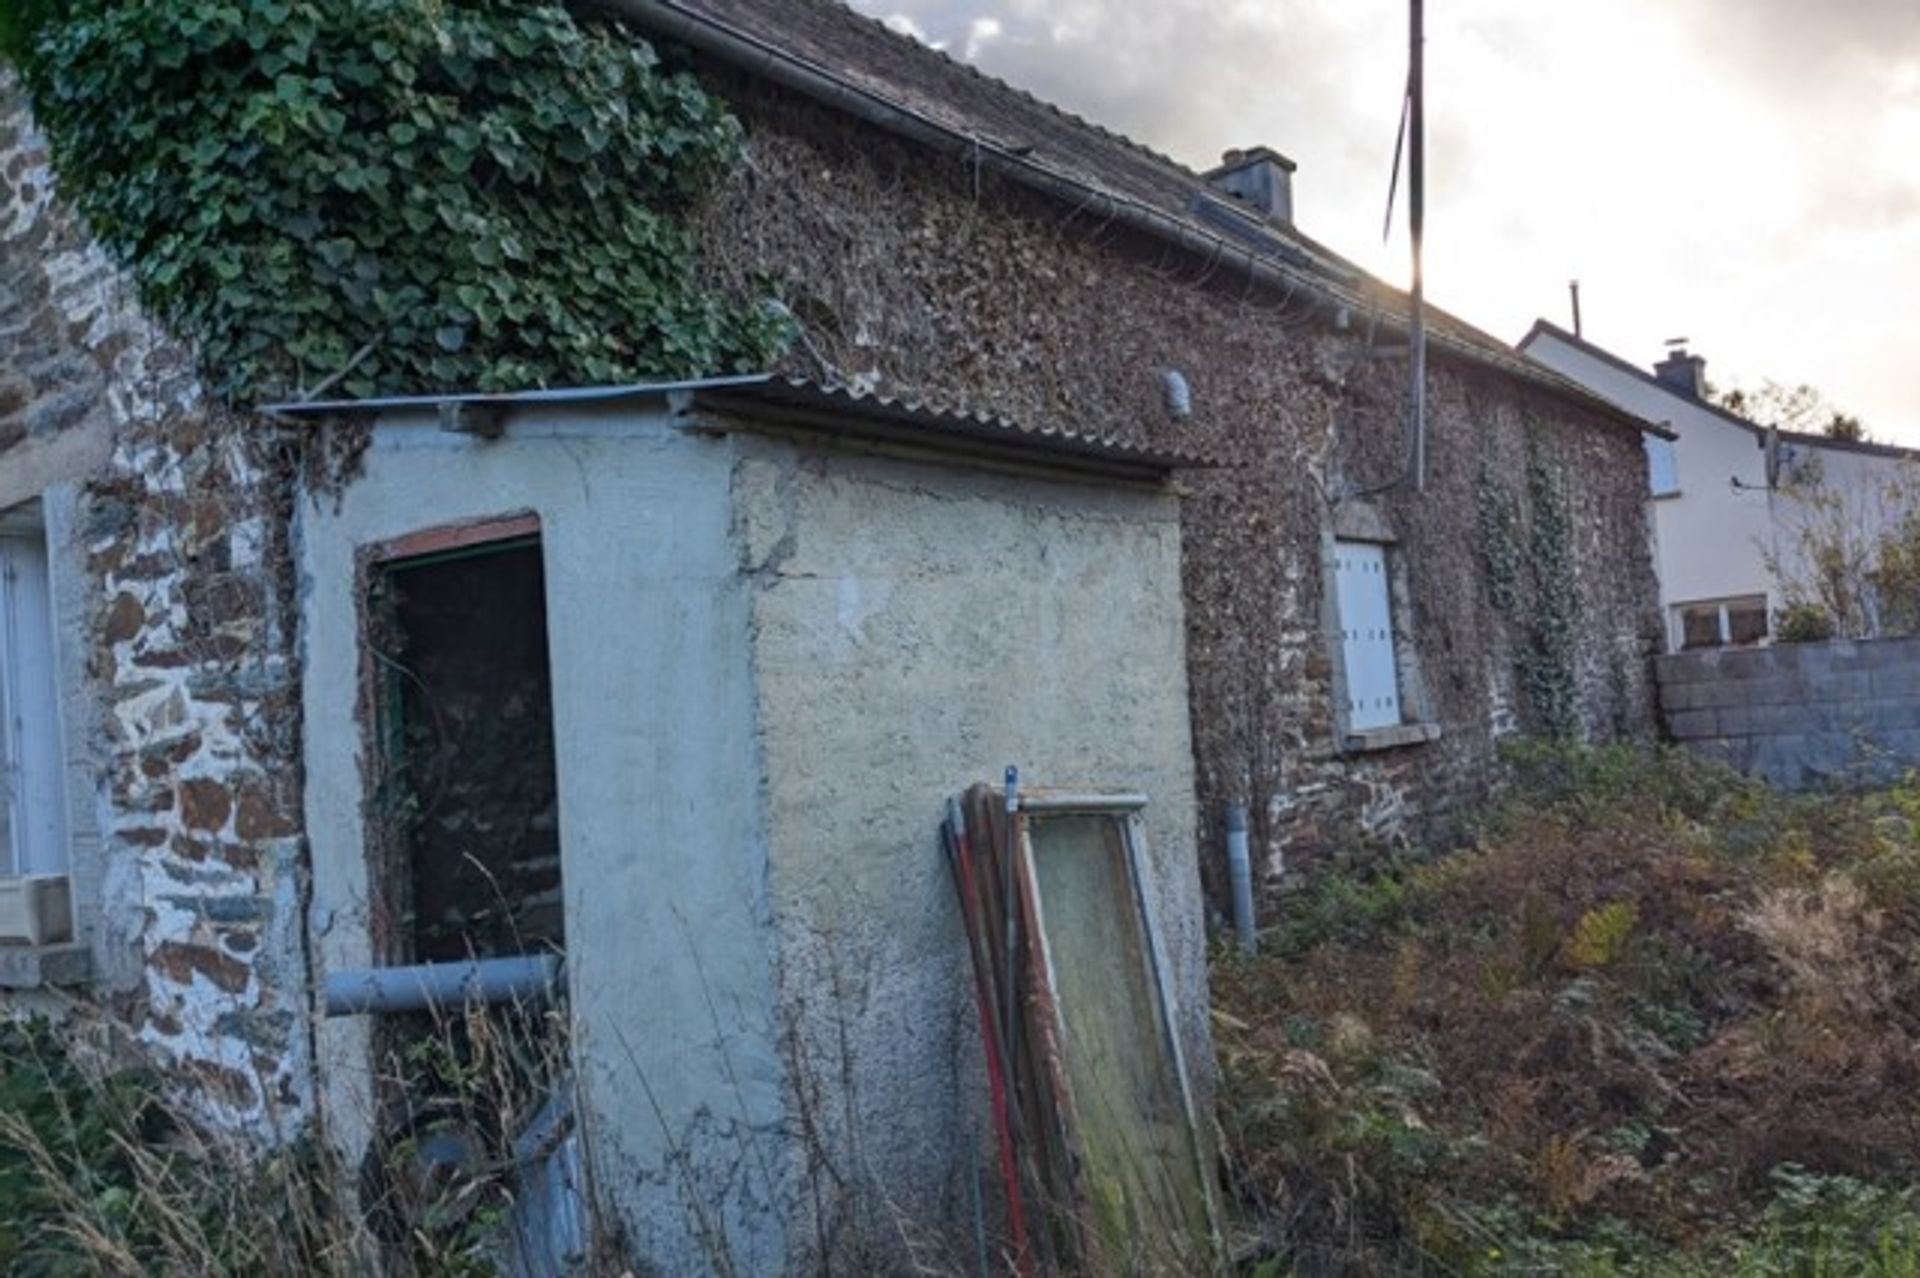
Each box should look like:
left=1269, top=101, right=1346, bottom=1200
left=1521, top=320, right=1920, bottom=652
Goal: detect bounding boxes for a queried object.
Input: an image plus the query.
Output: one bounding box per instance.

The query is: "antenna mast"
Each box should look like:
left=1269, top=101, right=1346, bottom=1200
left=1408, top=0, right=1427, bottom=491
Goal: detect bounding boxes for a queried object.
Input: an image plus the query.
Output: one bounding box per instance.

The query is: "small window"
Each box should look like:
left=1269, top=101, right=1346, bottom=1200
left=1676, top=595, right=1769, bottom=651
left=1727, top=599, right=1769, bottom=646
left=0, top=516, right=69, bottom=879
left=1333, top=540, right=1401, bottom=730
left=1645, top=433, right=1679, bottom=497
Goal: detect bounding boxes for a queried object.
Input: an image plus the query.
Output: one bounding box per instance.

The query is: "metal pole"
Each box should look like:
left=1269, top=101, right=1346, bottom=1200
left=1001, top=764, right=1020, bottom=1080
left=1409, top=0, right=1428, bottom=492
left=1569, top=279, right=1584, bottom=338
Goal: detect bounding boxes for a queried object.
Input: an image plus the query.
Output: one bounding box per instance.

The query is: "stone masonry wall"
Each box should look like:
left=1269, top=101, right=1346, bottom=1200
left=696, top=62, right=1664, bottom=901
left=0, top=75, right=312, bottom=1134
left=1658, top=638, right=1920, bottom=788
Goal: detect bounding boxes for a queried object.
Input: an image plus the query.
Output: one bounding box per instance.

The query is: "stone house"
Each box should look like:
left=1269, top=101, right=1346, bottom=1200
left=0, top=0, right=1662, bottom=1269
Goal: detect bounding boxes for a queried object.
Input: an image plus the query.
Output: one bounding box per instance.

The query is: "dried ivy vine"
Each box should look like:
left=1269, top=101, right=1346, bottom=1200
left=4, top=0, right=788, bottom=402
left=1479, top=430, right=1582, bottom=739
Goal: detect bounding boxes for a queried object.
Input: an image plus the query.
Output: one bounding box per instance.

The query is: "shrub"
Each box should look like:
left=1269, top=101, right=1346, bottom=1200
left=0, top=1018, right=352, bottom=1276
left=1775, top=601, right=1838, bottom=644
left=1564, top=900, right=1639, bottom=969
left=0, top=1001, right=598, bottom=1277
left=1216, top=741, right=1920, bottom=1276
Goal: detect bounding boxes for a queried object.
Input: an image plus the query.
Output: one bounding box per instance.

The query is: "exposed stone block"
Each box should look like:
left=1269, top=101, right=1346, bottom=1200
left=1715, top=705, right=1753, bottom=736
left=1807, top=670, right=1871, bottom=702
left=150, top=940, right=250, bottom=995
left=176, top=777, right=231, bottom=833
left=1669, top=708, right=1717, bottom=739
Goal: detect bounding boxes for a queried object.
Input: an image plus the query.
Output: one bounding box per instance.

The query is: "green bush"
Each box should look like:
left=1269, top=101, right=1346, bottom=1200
left=8, top=0, right=788, bottom=402
left=0, top=1020, right=162, bottom=1275
left=1217, top=742, right=1920, bottom=1277
left=1776, top=602, right=1839, bottom=644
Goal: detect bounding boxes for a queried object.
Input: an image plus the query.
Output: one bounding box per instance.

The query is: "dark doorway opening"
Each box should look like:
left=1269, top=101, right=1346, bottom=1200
left=369, top=530, right=564, bottom=965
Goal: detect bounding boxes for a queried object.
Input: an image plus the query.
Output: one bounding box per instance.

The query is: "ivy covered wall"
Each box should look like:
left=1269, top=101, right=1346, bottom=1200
left=4, top=0, right=786, bottom=403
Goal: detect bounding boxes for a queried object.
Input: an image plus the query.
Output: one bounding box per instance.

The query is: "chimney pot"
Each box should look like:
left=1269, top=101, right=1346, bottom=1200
left=1204, top=145, right=1297, bottom=225
left=1653, top=346, right=1707, bottom=399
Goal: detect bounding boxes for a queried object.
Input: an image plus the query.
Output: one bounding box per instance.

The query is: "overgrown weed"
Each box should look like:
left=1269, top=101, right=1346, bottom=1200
left=0, top=997, right=612, bottom=1278
left=1219, top=741, right=1920, bottom=1275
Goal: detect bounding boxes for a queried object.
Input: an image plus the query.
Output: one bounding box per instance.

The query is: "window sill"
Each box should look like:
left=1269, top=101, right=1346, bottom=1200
left=0, top=943, right=91, bottom=990
left=1343, top=722, right=1442, bottom=753
left=1652, top=489, right=1682, bottom=501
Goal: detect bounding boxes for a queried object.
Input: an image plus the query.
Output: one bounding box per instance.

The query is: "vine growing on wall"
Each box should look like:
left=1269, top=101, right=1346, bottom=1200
left=1478, top=464, right=1522, bottom=615
left=1522, top=448, right=1581, bottom=739
left=1477, top=436, right=1583, bottom=740
left=4, top=0, right=788, bottom=402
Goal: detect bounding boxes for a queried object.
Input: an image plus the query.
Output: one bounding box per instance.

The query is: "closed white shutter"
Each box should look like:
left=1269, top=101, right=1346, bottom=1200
left=1334, top=541, right=1401, bottom=731
left=0, top=534, right=68, bottom=877
left=1644, top=434, right=1679, bottom=496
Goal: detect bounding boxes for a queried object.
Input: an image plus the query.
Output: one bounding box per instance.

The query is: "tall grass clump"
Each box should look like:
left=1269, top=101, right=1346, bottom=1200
left=0, top=996, right=601, bottom=1278
left=1217, top=741, right=1920, bottom=1276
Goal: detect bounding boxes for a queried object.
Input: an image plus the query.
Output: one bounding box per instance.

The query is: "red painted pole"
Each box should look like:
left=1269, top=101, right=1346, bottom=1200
left=945, top=798, right=1034, bottom=1276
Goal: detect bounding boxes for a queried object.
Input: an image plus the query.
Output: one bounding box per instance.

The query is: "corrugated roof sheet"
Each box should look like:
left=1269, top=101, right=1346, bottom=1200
left=263, top=374, right=1217, bottom=477
left=696, top=377, right=1216, bottom=474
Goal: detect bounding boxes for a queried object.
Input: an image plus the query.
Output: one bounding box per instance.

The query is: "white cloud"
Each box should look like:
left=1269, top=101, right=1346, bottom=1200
left=963, top=16, right=1002, bottom=60
left=879, top=12, right=940, bottom=47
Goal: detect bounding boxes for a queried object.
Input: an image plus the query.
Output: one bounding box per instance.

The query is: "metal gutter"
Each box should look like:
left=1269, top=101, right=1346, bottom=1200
left=260, top=373, right=772, bottom=416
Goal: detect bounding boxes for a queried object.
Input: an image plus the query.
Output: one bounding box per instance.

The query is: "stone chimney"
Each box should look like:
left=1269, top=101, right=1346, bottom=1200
left=1204, top=146, right=1296, bottom=224
left=1654, top=343, right=1706, bottom=398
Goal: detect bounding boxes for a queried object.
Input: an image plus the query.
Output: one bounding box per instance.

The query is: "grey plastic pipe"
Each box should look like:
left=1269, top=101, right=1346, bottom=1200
left=323, top=954, right=563, bottom=1018
left=1226, top=805, right=1256, bottom=955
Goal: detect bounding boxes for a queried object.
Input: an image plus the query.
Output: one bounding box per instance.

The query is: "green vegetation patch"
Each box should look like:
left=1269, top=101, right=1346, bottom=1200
left=5, top=0, right=788, bottom=402
left=1218, top=742, right=1920, bottom=1275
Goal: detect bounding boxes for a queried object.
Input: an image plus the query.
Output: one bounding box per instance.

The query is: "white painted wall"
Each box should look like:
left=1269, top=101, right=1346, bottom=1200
left=1522, top=329, right=1919, bottom=650
left=735, top=438, right=1205, bottom=1263
left=298, top=402, right=789, bottom=1273
left=298, top=401, right=1209, bottom=1270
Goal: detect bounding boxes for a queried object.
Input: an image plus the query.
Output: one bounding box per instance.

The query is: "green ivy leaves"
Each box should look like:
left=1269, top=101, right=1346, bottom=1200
left=1478, top=442, right=1582, bottom=740
left=14, top=0, right=788, bottom=402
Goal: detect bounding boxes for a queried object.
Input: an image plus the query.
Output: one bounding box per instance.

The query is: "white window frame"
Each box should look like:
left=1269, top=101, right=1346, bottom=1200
left=0, top=508, right=71, bottom=881
left=1333, top=539, right=1403, bottom=732
left=1672, top=594, right=1769, bottom=653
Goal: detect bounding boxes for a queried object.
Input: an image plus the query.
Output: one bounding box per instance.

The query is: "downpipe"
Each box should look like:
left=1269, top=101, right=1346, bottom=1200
left=1226, top=804, right=1256, bottom=955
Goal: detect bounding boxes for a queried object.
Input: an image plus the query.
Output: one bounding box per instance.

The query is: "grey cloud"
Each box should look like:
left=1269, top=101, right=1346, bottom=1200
left=1670, top=0, right=1920, bottom=87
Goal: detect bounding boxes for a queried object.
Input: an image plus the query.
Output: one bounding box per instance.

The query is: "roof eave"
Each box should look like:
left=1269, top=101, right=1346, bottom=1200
left=259, top=375, right=1213, bottom=479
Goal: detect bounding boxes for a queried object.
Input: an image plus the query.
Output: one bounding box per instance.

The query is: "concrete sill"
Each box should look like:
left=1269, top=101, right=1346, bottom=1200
left=0, top=943, right=91, bottom=990
left=1344, top=722, right=1442, bottom=753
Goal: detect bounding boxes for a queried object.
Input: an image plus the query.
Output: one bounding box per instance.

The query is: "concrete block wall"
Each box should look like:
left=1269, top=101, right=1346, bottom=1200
left=1657, top=637, right=1920, bottom=787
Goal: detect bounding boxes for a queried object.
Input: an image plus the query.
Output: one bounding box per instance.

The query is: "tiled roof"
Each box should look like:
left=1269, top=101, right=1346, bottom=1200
left=1523, top=321, right=1887, bottom=453
left=633, top=0, right=1654, bottom=433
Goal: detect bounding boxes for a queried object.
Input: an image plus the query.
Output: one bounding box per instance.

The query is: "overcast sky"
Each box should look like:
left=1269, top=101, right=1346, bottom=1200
left=851, top=0, right=1920, bottom=443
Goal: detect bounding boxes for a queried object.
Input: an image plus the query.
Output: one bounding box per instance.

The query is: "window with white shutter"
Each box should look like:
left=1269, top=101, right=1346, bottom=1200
left=0, top=525, right=69, bottom=877
left=1644, top=434, right=1679, bottom=497
left=1333, top=540, right=1402, bottom=731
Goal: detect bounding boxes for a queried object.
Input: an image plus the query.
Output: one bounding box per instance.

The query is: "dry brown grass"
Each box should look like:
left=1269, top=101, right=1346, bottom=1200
left=1213, top=743, right=1920, bottom=1274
